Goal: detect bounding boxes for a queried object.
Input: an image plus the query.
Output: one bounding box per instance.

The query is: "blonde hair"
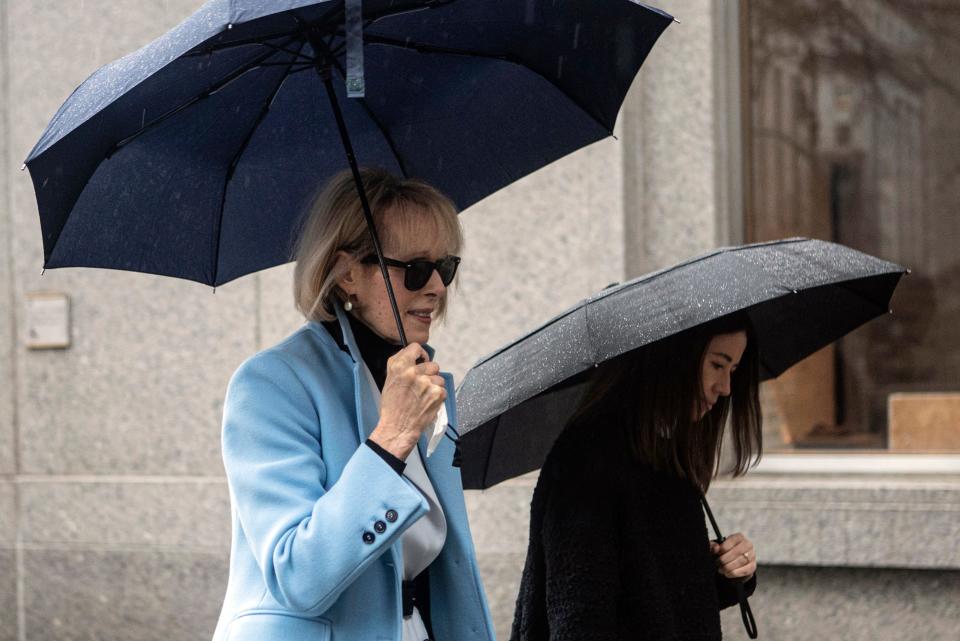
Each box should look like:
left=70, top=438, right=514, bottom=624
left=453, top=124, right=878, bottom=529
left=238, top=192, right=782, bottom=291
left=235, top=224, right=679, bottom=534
left=292, top=168, right=463, bottom=323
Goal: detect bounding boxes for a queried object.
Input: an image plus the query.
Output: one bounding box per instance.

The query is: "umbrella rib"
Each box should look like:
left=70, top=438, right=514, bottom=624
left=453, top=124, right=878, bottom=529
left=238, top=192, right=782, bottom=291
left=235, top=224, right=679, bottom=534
left=184, top=0, right=350, bottom=61
left=364, top=1, right=457, bottom=25
left=109, top=42, right=295, bottom=156
left=257, top=62, right=314, bottom=69
left=326, top=57, right=410, bottom=178
left=181, top=0, right=414, bottom=60
left=315, top=0, right=458, bottom=40
left=287, top=65, right=319, bottom=76
left=363, top=35, right=611, bottom=133
left=183, top=28, right=303, bottom=57
left=833, top=276, right=900, bottom=309
left=259, top=41, right=316, bottom=63
left=211, top=43, right=307, bottom=286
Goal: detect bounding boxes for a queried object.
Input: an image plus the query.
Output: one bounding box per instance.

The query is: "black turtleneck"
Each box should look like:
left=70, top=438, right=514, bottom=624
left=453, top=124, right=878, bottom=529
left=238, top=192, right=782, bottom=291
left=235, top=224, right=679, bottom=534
left=322, top=314, right=407, bottom=475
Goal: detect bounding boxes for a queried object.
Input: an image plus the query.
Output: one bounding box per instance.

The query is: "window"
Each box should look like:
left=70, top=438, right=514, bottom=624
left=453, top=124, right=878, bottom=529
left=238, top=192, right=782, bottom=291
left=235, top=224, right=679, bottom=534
left=742, top=0, right=960, bottom=452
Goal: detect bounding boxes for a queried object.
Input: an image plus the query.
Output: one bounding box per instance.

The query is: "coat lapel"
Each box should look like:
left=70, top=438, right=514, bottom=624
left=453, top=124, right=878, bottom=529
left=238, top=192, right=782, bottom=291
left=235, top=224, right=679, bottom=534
left=334, top=303, right=381, bottom=444
left=335, top=303, right=464, bottom=516
left=331, top=306, right=484, bottom=634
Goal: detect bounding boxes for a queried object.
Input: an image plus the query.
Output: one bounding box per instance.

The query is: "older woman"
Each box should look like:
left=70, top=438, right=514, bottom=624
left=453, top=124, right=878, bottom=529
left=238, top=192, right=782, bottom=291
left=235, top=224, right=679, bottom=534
left=212, top=169, right=495, bottom=641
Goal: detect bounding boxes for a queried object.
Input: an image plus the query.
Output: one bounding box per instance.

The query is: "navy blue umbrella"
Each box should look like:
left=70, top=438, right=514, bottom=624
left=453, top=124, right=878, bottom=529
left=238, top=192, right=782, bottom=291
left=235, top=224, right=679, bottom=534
left=24, top=0, right=673, bottom=343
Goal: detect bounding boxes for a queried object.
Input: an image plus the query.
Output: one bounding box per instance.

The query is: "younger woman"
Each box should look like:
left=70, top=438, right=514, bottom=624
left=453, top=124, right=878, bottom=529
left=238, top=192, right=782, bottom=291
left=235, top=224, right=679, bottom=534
left=511, top=312, right=762, bottom=641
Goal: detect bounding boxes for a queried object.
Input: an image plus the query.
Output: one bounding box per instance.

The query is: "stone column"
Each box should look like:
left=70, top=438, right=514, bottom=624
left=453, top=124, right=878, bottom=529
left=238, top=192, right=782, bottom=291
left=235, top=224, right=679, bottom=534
left=0, top=0, right=20, bottom=638
left=621, top=0, right=742, bottom=279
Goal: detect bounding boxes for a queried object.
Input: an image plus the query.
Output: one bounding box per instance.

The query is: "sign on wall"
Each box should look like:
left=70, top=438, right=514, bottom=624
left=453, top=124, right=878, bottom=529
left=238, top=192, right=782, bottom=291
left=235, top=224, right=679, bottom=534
left=25, top=292, right=71, bottom=349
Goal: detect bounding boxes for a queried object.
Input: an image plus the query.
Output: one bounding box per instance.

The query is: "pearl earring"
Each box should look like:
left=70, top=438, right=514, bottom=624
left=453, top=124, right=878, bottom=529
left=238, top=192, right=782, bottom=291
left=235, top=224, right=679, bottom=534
left=344, top=299, right=353, bottom=311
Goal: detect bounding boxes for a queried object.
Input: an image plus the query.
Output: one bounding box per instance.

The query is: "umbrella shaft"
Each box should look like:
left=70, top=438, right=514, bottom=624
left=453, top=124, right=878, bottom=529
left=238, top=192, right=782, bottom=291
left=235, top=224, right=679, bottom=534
left=700, top=494, right=724, bottom=541
left=318, top=62, right=409, bottom=347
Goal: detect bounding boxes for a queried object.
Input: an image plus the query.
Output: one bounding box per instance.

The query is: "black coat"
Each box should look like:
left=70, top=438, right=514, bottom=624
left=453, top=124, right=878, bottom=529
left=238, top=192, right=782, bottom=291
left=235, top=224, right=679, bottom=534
left=510, top=418, right=756, bottom=641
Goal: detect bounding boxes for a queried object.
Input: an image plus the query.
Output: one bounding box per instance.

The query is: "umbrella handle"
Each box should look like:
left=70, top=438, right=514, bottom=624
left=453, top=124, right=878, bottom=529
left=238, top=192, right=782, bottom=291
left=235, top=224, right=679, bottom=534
left=736, top=581, right=759, bottom=639
left=702, top=495, right=759, bottom=639
left=444, top=425, right=462, bottom=467
left=313, top=41, right=409, bottom=347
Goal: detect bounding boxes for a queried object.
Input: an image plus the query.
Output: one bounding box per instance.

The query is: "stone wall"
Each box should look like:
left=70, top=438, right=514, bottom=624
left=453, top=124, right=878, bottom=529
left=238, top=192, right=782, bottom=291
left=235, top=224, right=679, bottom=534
left=2, top=1, right=958, bottom=640
left=720, top=565, right=960, bottom=641
left=1, top=2, right=253, bottom=639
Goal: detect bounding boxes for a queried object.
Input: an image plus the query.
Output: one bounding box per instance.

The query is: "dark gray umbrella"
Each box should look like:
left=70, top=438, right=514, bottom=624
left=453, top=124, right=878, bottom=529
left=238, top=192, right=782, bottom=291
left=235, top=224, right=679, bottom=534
left=455, top=237, right=907, bottom=490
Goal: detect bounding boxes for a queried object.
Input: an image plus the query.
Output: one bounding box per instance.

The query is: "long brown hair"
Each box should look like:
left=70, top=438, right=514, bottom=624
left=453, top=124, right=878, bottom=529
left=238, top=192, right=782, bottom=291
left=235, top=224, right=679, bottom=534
left=570, top=312, right=762, bottom=491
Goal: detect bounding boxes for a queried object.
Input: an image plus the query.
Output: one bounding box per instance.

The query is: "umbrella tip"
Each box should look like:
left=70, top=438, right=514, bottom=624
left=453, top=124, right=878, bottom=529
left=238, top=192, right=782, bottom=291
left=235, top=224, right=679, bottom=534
left=905, top=268, right=913, bottom=275
left=673, top=17, right=681, bottom=24
left=226, top=23, right=233, bottom=30
left=20, top=163, right=26, bottom=171
left=40, top=268, right=45, bottom=276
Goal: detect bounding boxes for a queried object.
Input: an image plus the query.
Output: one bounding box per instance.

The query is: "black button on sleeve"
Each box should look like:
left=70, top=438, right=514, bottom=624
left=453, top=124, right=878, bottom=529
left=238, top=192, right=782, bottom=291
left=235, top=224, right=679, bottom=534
left=374, top=520, right=387, bottom=534
left=385, top=509, right=398, bottom=523
left=362, top=531, right=375, bottom=544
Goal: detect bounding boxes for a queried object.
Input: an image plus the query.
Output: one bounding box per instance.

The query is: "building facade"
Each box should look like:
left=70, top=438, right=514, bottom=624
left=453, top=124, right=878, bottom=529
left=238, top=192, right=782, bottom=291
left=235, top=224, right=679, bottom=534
left=0, top=1, right=957, bottom=640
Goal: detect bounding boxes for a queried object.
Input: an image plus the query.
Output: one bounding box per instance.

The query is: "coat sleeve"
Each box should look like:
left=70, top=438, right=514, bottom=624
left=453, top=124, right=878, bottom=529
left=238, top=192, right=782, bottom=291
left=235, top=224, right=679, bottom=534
left=221, top=351, right=430, bottom=615
left=540, top=453, right=622, bottom=641
left=716, top=571, right=758, bottom=610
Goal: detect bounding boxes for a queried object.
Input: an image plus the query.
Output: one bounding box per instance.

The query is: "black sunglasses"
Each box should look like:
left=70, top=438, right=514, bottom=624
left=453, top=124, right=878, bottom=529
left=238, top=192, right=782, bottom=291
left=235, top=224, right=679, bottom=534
left=362, top=254, right=461, bottom=291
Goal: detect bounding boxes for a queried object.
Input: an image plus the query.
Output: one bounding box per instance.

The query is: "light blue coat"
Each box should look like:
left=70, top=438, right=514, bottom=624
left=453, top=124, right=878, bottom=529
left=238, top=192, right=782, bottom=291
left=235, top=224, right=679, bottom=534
left=213, top=304, right=496, bottom=641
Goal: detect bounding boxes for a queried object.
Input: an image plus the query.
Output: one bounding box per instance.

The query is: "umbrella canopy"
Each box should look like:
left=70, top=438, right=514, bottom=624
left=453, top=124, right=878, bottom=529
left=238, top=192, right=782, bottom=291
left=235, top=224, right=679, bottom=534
left=455, top=238, right=907, bottom=489
left=24, top=0, right=673, bottom=287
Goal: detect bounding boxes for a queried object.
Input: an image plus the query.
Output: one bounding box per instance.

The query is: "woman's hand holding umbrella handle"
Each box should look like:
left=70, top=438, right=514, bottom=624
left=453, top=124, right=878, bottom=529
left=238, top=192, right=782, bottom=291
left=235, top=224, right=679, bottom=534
left=370, top=343, right=447, bottom=461
left=710, top=532, right=757, bottom=580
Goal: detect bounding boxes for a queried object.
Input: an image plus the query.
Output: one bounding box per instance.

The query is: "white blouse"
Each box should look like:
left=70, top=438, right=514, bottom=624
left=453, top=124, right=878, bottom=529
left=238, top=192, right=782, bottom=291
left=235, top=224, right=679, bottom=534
left=400, top=443, right=447, bottom=641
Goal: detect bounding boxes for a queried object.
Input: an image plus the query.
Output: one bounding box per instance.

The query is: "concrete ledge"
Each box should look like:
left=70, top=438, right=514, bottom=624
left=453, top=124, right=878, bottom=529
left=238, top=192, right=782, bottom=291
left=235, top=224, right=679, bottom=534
left=709, top=475, right=960, bottom=569
left=754, top=453, right=960, bottom=474
left=720, top=565, right=960, bottom=641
